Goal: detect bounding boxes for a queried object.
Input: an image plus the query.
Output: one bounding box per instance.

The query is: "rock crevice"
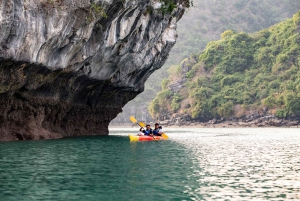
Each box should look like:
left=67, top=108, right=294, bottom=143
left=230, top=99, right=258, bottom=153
left=0, top=0, right=186, bottom=141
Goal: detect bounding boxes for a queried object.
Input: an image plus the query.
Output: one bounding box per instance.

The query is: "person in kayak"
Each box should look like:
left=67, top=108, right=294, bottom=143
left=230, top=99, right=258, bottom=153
left=153, top=123, right=163, bottom=136
left=140, top=124, right=153, bottom=136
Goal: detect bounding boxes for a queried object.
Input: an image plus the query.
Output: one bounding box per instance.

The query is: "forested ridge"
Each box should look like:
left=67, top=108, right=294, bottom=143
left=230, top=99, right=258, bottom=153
left=112, top=0, right=300, bottom=123
left=174, top=0, right=300, bottom=62
left=149, top=11, right=300, bottom=121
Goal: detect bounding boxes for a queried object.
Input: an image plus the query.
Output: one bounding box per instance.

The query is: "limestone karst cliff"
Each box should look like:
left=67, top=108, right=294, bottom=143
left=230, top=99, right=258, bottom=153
left=0, top=0, right=187, bottom=141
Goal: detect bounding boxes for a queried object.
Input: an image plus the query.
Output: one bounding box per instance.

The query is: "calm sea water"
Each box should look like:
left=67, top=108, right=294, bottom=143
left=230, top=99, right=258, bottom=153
left=0, top=128, right=299, bottom=201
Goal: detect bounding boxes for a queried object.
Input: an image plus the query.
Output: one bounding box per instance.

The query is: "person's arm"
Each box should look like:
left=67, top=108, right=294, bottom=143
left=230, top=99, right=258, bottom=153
left=140, top=128, right=145, bottom=133
left=147, top=129, right=152, bottom=136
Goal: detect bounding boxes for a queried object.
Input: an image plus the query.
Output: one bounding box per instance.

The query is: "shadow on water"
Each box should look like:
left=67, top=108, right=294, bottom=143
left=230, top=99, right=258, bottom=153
left=0, top=134, right=200, bottom=201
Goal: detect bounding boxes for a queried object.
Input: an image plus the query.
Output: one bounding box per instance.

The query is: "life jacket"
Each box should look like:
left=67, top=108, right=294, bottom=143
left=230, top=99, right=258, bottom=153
left=153, top=127, right=162, bottom=136
left=143, top=129, right=152, bottom=136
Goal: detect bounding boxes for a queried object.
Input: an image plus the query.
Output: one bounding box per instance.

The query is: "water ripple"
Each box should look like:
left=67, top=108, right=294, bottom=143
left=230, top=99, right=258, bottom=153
left=0, top=128, right=299, bottom=200
left=170, top=128, right=300, bottom=200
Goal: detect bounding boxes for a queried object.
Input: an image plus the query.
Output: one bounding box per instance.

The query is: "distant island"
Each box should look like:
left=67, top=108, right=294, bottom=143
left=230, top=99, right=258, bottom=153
left=148, top=11, right=300, bottom=128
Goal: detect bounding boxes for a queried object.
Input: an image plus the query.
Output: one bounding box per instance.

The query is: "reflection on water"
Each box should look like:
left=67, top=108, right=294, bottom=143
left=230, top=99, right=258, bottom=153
left=0, top=128, right=299, bottom=200
left=168, top=128, right=300, bottom=200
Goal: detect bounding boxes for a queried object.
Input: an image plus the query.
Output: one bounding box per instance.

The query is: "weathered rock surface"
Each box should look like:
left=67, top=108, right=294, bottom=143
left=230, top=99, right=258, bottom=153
left=0, top=0, right=187, bottom=141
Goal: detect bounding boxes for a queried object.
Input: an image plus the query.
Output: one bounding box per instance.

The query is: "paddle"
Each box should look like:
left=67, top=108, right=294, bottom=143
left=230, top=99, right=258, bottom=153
left=161, top=133, right=169, bottom=140
left=130, top=116, right=145, bottom=128
left=139, top=122, right=146, bottom=128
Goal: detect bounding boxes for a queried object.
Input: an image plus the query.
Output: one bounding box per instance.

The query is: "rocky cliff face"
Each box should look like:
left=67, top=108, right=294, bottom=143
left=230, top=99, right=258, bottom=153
left=0, top=0, right=187, bottom=141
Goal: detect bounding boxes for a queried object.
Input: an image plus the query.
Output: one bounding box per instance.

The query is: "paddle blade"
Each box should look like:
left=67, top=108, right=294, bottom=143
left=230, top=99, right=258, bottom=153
left=129, top=116, right=137, bottom=124
left=139, top=122, right=146, bottom=128
left=162, top=133, right=169, bottom=140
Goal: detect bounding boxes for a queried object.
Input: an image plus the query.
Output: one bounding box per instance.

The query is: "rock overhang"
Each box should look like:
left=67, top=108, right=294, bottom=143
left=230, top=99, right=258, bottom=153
left=0, top=0, right=188, bottom=141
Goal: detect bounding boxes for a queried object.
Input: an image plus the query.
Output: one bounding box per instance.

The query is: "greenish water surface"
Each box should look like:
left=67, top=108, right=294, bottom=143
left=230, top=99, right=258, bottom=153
left=0, top=128, right=299, bottom=200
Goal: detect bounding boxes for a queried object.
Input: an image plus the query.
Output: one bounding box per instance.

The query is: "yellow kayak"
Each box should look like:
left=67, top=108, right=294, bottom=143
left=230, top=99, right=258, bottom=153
left=129, top=134, right=167, bottom=141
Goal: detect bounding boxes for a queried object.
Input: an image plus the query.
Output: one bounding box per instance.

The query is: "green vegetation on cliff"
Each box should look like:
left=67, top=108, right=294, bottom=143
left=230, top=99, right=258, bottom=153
left=150, top=12, right=300, bottom=120
left=174, top=0, right=300, bottom=60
